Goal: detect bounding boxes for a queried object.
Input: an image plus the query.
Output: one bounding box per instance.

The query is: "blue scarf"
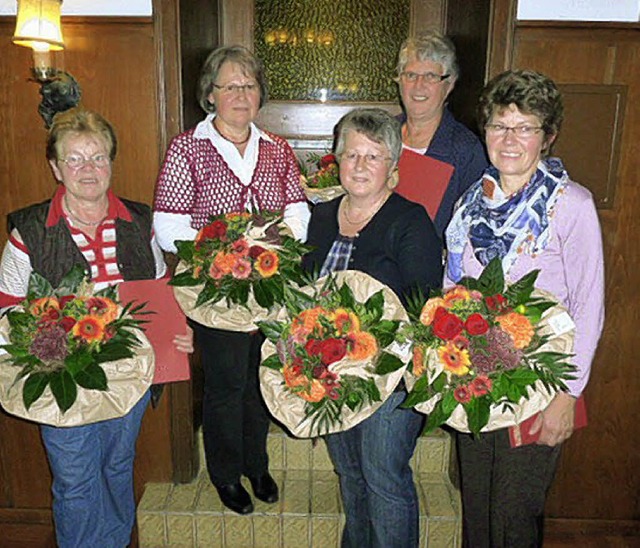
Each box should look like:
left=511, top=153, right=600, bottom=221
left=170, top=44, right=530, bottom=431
left=446, top=157, right=568, bottom=282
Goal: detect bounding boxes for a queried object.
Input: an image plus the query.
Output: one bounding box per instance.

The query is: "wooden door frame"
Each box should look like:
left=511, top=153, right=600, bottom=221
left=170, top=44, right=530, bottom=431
left=152, top=0, right=198, bottom=484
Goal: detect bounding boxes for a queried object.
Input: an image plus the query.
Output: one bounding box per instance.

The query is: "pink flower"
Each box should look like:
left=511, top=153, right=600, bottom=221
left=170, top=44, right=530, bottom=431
left=470, top=375, right=492, bottom=397
left=454, top=385, right=472, bottom=404
left=208, top=262, right=225, bottom=280
left=231, top=258, right=252, bottom=279
left=231, top=238, right=250, bottom=257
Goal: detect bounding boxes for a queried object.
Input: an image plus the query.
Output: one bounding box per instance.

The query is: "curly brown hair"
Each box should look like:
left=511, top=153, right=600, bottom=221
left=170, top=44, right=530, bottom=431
left=478, top=70, right=563, bottom=138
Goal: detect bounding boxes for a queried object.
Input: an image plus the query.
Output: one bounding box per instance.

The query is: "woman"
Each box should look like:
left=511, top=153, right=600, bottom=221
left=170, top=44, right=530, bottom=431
left=396, top=31, right=487, bottom=237
left=153, top=45, right=310, bottom=514
left=446, top=70, right=604, bottom=547
left=303, top=108, right=443, bottom=548
left=0, top=107, right=193, bottom=548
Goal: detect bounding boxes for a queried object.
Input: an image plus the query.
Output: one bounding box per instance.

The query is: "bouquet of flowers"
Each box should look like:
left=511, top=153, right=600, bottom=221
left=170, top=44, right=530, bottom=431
left=402, top=259, right=576, bottom=436
left=170, top=211, right=310, bottom=331
left=300, top=152, right=345, bottom=204
left=0, top=266, right=154, bottom=426
left=258, top=271, right=410, bottom=437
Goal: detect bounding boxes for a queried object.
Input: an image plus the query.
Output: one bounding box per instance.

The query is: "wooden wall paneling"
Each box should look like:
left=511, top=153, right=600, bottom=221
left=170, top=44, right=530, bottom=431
left=511, top=23, right=640, bottom=525
left=485, top=0, right=517, bottom=78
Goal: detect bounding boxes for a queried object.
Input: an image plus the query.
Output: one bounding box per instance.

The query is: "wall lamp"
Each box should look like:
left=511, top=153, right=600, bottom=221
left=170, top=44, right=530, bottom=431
left=12, top=0, right=81, bottom=127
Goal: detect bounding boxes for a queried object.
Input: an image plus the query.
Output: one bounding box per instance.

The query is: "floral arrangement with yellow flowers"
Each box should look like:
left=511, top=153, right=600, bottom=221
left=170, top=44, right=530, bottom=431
left=402, top=258, right=576, bottom=436
left=170, top=212, right=310, bottom=311
left=259, top=271, right=409, bottom=437
left=0, top=266, right=148, bottom=413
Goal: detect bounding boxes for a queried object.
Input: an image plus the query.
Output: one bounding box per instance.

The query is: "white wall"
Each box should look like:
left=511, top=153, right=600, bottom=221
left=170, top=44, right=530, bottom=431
left=517, top=0, right=640, bottom=22
left=0, top=0, right=152, bottom=17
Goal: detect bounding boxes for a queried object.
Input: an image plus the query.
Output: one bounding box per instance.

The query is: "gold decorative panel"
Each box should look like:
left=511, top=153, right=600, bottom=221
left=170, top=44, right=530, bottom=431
left=254, top=0, right=411, bottom=102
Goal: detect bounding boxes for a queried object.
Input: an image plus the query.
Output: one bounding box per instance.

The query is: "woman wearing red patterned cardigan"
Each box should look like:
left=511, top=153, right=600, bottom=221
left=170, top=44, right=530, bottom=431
left=153, top=46, right=310, bottom=515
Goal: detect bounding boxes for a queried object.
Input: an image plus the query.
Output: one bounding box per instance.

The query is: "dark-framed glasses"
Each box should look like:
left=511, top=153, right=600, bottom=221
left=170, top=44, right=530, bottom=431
left=399, top=71, right=450, bottom=84
left=485, top=124, right=543, bottom=138
left=212, top=82, right=259, bottom=94
left=59, top=154, right=110, bottom=169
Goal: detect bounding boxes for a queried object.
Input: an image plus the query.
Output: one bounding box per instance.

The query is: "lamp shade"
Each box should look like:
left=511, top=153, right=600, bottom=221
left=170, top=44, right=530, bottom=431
left=12, top=0, right=64, bottom=51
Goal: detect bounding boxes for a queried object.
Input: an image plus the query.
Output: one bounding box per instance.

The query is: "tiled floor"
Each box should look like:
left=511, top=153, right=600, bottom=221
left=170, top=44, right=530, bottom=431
left=138, top=426, right=461, bottom=547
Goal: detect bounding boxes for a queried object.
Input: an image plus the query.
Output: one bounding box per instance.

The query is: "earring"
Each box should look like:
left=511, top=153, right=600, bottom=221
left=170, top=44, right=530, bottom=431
left=387, top=169, right=399, bottom=189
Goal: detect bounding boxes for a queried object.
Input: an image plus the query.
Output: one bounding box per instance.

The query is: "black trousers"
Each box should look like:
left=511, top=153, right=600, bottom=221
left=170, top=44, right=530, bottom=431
left=192, top=323, right=270, bottom=487
left=456, top=429, right=561, bottom=548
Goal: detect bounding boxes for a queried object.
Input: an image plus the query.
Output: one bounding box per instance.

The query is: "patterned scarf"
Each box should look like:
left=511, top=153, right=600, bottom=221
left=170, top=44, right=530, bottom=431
left=446, top=157, right=568, bottom=282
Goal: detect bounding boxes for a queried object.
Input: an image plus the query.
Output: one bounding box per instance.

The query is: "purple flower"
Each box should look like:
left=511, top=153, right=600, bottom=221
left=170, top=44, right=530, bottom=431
left=470, top=326, right=523, bottom=374
left=29, top=324, right=68, bottom=369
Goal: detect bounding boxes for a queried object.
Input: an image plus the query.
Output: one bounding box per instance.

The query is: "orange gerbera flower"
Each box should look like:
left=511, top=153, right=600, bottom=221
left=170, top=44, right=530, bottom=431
left=283, top=365, right=308, bottom=388
left=419, top=297, right=446, bottom=326
left=255, top=250, right=279, bottom=278
left=496, top=312, right=534, bottom=349
left=291, top=307, right=327, bottom=341
left=333, top=308, right=360, bottom=334
left=442, top=286, right=482, bottom=307
left=213, top=251, right=236, bottom=275
left=29, top=297, right=60, bottom=316
left=84, top=296, right=119, bottom=323
left=412, top=345, right=426, bottom=377
left=72, top=316, right=107, bottom=343
left=299, top=379, right=326, bottom=403
left=346, top=331, right=378, bottom=361
left=438, top=341, right=471, bottom=376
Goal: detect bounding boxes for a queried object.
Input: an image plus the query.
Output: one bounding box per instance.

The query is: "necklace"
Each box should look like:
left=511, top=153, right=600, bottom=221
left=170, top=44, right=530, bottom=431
left=341, top=192, right=390, bottom=226
left=213, top=120, right=251, bottom=146
left=63, top=194, right=108, bottom=228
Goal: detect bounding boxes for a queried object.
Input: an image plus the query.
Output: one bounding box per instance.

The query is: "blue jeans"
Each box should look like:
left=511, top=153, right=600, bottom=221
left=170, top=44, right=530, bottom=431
left=40, top=390, right=150, bottom=548
left=325, top=391, right=424, bottom=548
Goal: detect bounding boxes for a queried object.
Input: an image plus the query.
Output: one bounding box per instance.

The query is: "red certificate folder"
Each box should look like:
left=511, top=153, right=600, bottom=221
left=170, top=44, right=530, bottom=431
left=118, top=278, right=190, bottom=385
left=509, top=395, right=587, bottom=447
left=397, top=149, right=455, bottom=220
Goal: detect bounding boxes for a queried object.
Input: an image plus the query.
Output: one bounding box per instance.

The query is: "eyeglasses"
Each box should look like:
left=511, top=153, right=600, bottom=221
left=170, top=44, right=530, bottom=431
left=399, top=71, right=450, bottom=84
left=212, top=82, right=259, bottom=94
left=59, top=154, right=110, bottom=169
left=339, top=151, right=390, bottom=166
left=485, top=124, right=543, bottom=138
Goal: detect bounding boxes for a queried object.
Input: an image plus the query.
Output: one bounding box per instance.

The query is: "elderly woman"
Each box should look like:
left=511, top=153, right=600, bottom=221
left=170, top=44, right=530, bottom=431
left=396, top=31, right=487, bottom=237
left=153, top=45, right=310, bottom=514
left=303, top=108, right=442, bottom=548
left=0, top=107, right=192, bottom=548
left=445, top=70, right=604, bottom=547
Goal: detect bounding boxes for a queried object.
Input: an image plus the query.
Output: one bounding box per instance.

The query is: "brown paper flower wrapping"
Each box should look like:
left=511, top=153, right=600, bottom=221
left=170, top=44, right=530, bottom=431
left=260, top=270, right=411, bottom=438
left=0, top=317, right=155, bottom=427
left=173, top=265, right=275, bottom=332
left=301, top=180, right=345, bottom=205
left=404, top=290, right=575, bottom=433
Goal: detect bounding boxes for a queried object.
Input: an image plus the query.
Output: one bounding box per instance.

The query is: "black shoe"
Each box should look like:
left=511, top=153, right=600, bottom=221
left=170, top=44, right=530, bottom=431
left=216, top=482, right=254, bottom=514
left=249, top=473, right=279, bottom=503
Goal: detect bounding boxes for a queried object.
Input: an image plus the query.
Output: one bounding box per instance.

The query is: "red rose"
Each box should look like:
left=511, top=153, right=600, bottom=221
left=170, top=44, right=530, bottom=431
left=305, top=339, right=322, bottom=356
left=58, top=295, right=75, bottom=308
left=485, top=294, right=508, bottom=312
left=318, top=338, right=347, bottom=365
left=465, top=313, right=490, bottom=336
left=199, top=220, right=228, bottom=242
left=432, top=307, right=464, bottom=341
left=454, top=385, right=472, bottom=404
left=470, top=375, right=492, bottom=397
left=60, top=316, right=77, bottom=333
left=319, top=154, right=337, bottom=168
left=249, top=245, right=266, bottom=259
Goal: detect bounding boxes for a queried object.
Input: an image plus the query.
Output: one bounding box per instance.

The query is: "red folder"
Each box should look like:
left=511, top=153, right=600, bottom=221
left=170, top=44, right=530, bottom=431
left=509, top=395, right=587, bottom=447
left=397, top=149, right=455, bottom=220
left=118, top=278, right=191, bottom=385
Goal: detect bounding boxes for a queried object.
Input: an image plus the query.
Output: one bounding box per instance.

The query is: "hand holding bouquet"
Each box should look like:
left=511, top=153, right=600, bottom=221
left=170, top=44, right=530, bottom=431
left=403, top=258, right=576, bottom=436
left=0, top=266, right=151, bottom=421
left=259, top=271, right=409, bottom=437
left=170, top=211, right=310, bottom=331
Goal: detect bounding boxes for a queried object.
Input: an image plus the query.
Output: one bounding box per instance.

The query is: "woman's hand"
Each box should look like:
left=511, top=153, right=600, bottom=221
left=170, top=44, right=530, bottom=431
left=529, top=391, right=576, bottom=446
left=173, top=325, right=194, bottom=354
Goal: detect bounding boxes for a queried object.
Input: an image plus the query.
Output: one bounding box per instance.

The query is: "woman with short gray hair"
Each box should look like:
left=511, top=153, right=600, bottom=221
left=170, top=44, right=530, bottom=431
left=395, top=30, right=487, bottom=237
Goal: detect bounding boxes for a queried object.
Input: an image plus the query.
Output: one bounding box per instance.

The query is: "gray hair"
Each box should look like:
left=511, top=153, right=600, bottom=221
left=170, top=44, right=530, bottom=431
left=335, top=108, right=402, bottom=166
left=197, top=45, right=268, bottom=113
left=396, top=30, right=459, bottom=81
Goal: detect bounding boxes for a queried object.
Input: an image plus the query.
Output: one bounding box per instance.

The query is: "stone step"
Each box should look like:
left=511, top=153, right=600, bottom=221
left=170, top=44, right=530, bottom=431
left=197, top=424, right=455, bottom=476
left=138, top=469, right=461, bottom=547
left=139, top=427, right=461, bottom=547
